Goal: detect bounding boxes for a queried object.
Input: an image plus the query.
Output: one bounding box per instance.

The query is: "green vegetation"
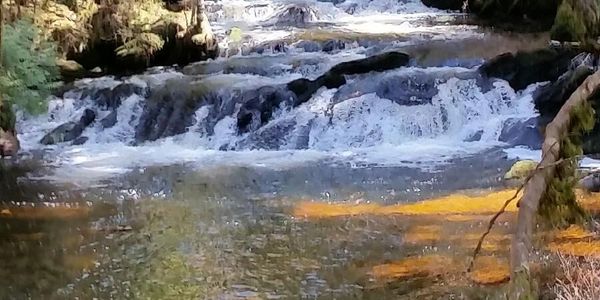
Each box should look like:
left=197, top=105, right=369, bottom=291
left=550, top=1, right=587, bottom=42
left=539, top=101, right=595, bottom=228
left=0, top=19, right=60, bottom=115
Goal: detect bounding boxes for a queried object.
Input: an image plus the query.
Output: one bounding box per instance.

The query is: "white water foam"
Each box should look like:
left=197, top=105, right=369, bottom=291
left=15, top=0, right=538, bottom=186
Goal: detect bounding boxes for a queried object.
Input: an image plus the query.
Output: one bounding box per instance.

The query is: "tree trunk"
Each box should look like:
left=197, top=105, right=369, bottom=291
left=510, top=70, right=600, bottom=298
left=0, top=0, right=3, bottom=68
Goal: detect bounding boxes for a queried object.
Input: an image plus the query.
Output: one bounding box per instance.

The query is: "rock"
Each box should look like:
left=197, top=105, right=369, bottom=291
left=81, top=83, right=146, bottom=110
left=499, top=117, right=542, bottom=149
left=504, top=160, right=538, bottom=180
left=322, top=40, right=345, bottom=53
left=332, top=68, right=481, bottom=106
left=465, top=130, right=483, bottom=142
left=288, top=52, right=410, bottom=106
left=269, top=4, right=318, bottom=26
left=329, top=52, right=410, bottom=75
left=287, top=78, right=324, bottom=106
left=0, top=129, right=19, bottom=157
left=100, top=111, right=118, bottom=129
left=40, top=109, right=96, bottom=145
left=534, top=65, right=594, bottom=127
left=480, top=48, right=577, bottom=91
left=422, top=0, right=463, bottom=10
left=579, top=173, right=600, bottom=192
left=294, top=40, right=322, bottom=52
left=56, top=59, right=87, bottom=81
left=531, top=57, right=600, bottom=154
left=71, top=136, right=89, bottom=146
left=135, top=79, right=234, bottom=143
left=236, top=86, right=297, bottom=133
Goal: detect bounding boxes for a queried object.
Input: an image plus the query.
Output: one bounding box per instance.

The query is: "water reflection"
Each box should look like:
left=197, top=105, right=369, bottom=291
left=0, top=159, right=517, bottom=299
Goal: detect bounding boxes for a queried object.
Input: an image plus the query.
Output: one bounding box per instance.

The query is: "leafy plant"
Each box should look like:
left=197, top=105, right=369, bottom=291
left=0, top=19, right=60, bottom=115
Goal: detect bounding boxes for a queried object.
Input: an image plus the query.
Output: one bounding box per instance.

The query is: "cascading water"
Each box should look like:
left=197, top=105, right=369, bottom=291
left=17, top=0, right=540, bottom=184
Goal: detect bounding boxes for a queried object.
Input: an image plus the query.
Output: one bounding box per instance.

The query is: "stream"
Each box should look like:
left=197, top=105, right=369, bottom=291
left=0, top=0, right=560, bottom=298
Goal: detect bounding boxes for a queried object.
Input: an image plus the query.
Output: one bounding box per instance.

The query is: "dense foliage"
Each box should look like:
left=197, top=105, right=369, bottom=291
left=0, top=19, right=60, bottom=115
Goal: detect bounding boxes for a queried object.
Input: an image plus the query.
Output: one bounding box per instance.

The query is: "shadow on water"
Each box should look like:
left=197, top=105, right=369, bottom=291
left=0, top=149, right=515, bottom=299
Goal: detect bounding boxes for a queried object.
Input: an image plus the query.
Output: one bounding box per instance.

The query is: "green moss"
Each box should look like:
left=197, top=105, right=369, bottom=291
left=509, top=268, right=538, bottom=300
left=538, top=101, right=595, bottom=228
left=116, top=32, right=165, bottom=61
left=551, top=1, right=586, bottom=42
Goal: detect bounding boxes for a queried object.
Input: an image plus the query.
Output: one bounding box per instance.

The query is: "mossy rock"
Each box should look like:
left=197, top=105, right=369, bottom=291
left=504, top=160, right=538, bottom=180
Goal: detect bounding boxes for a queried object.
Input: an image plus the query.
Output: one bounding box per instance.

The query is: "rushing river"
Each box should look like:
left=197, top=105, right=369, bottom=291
left=0, top=0, right=559, bottom=298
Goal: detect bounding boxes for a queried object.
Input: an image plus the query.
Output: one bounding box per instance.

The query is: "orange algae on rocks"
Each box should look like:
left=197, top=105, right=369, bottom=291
left=554, top=225, right=597, bottom=240
left=390, top=189, right=520, bottom=215
left=293, top=189, right=521, bottom=219
left=548, top=241, right=600, bottom=258
left=292, top=202, right=381, bottom=218
left=468, top=256, right=510, bottom=285
left=404, top=225, right=442, bottom=244
left=370, top=255, right=455, bottom=281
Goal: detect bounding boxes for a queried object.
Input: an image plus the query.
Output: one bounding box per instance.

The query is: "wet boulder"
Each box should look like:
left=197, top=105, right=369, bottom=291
left=294, top=40, right=322, bottom=52
left=465, top=130, right=484, bottom=142
left=498, top=117, right=542, bottom=149
left=100, top=111, right=118, bottom=129
left=0, top=129, right=20, bottom=157
left=287, top=78, right=324, bottom=106
left=269, top=4, right=318, bottom=26
left=329, top=52, right=410, bottom=75
left=235, top=119, right=297, bottom=150
left=534, top=64, right=594, bottom=127
left=480, top=48, right=577, bottom=91
left=236, top=86, right=297, bottom=133
left=78, top=82, right=146, bottom=110
left=287, top=52, right=410, bottom=106
left=333, top=68, right=479, bottom=105
left=40, top=109, right=96, bottom=145
left=135, top=79, right=206, bottom=143
left=322, top=40, right=346, bottom=53
left=71, top=136, right=89, bottom=146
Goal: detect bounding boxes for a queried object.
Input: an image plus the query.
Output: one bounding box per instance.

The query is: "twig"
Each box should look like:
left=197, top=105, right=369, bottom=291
left=467, top=146, right=580, bottom=272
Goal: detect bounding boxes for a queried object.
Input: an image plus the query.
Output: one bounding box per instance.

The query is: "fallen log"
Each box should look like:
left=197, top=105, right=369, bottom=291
left=510, top=70, right=600, bottom=297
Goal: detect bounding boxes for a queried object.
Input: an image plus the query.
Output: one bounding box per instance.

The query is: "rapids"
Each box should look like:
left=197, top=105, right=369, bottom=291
left=17, top=0, right=544, bottom=185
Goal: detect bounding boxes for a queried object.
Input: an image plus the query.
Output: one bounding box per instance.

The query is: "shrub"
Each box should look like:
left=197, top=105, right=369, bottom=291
left=554, top=254, right=600, bottom=300
left=0, top=19, right=60, bottom=115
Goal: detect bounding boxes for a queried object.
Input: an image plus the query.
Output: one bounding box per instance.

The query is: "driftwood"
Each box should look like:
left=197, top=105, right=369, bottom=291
left=509, top=71, right=600, bottom=296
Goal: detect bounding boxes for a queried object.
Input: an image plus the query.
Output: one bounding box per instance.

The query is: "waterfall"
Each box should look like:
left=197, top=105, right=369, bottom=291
left=16, top=0, right=540, bottom=184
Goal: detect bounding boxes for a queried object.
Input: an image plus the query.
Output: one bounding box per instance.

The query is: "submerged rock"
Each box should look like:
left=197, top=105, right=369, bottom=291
left=40, top=109, right=96, bottom=145
left=71, top=136, right=89, bottom=146
left=499, top=117, right=542, bottom=149
left=100, top=111, right=118, bottom=129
